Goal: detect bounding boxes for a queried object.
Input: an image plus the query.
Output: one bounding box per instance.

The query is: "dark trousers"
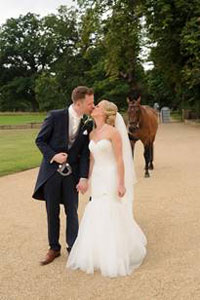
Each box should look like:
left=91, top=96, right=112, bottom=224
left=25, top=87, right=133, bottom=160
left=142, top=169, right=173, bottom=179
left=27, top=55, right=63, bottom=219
left=44, top=172, right=79, bottom=251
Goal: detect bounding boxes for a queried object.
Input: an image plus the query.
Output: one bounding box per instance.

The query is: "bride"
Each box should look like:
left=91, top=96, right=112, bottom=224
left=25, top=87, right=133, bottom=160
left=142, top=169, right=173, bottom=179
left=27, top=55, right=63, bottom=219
left=66, top=100, right=147, bottom=277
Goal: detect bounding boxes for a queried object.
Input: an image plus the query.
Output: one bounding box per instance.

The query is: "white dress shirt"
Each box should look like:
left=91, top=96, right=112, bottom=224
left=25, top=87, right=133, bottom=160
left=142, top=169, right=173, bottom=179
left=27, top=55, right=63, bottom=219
left=68, top=104, right=82, bottom=149
left=68, top=105, right=87, bottom=181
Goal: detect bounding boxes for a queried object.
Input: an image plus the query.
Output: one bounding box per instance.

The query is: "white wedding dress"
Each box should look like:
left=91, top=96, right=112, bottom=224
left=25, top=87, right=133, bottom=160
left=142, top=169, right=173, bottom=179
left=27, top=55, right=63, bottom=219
left=66, top=138, right=147, bottom=277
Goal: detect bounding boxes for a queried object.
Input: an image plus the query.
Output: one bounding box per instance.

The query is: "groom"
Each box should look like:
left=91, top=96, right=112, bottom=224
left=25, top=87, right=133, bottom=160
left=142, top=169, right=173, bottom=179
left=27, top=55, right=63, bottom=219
left=32, top=86, right=94, bottom=265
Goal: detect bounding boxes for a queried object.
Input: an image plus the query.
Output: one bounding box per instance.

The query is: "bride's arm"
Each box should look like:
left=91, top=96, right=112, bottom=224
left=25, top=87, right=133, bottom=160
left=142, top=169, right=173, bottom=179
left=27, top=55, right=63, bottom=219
left=111, top=130, right=126, bottom=197
left=88, top=130, right=95, bottom=179
left=89, top=152, right=94, bottom=179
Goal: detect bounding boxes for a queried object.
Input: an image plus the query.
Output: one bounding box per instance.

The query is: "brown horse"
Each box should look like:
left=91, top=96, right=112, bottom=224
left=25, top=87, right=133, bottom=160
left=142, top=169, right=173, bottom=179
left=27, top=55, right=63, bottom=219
left=127, top=96, right=158, bottom=177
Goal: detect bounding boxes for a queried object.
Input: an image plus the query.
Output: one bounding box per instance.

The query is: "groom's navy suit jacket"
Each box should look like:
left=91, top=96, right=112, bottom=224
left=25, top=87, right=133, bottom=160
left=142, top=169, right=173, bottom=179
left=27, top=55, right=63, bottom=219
left=32, top=108, right=92, bottom=201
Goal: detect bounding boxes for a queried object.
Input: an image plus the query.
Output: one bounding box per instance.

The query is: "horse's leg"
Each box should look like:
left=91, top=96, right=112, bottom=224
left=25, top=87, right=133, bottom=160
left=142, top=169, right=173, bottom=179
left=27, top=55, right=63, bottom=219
left=144, top=144, right=150, bottom=177
left=149, top=143, right=154, bottom=170
left=131, top=141, right=136, bottom=159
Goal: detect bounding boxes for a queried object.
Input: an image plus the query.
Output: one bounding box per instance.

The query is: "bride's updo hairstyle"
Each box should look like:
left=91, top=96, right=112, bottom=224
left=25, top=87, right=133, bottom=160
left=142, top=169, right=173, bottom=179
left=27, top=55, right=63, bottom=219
left=100, top=100, right=118, bottom=127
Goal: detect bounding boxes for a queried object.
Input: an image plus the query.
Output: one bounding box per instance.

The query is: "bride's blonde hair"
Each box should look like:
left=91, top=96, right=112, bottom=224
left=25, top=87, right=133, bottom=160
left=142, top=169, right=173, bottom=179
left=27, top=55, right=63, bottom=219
left=100, top=100, right=118, bottom=126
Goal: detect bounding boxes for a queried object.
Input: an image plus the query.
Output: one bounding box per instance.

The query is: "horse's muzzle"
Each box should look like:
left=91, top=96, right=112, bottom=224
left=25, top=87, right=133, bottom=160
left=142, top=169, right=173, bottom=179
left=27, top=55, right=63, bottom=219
left=128, top=124, right=139, bottom=133
left=128, top=124, right=139, bottom=142
left=128, top=132, right=139, bottom=142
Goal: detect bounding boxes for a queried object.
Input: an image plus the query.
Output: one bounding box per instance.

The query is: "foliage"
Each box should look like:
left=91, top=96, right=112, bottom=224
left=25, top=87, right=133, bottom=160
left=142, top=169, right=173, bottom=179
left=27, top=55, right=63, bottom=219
left=0, top=8, right=79, bottom=111
left=142, top=0, right=200, bottom=110
left=145, top=68, right=175, bottom=108
left=35, top=72, right=66, bottom=111
left=0, top=1, right=200, bottom=112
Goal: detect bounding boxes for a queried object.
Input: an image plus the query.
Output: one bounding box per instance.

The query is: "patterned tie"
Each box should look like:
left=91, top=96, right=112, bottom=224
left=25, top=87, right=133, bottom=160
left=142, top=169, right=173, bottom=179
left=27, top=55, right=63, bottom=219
left=71, top=116, right=78, bottom=136
left=69, top=115, right=81, bottom=148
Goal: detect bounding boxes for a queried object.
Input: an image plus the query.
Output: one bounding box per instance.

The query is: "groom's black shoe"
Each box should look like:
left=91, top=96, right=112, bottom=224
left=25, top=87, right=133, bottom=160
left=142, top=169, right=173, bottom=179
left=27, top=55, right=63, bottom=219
left=40, top=249, right=61, bottom=265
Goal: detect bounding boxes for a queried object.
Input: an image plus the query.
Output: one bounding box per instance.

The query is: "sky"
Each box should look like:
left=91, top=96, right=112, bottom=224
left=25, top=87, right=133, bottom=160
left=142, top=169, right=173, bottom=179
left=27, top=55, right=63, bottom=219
left=0, top=0, right=75, bottom=25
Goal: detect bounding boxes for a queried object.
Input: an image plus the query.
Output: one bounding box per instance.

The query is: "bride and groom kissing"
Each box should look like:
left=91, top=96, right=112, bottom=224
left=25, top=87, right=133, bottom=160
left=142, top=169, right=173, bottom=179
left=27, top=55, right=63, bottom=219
left=32, top=86, right=147, bottom=278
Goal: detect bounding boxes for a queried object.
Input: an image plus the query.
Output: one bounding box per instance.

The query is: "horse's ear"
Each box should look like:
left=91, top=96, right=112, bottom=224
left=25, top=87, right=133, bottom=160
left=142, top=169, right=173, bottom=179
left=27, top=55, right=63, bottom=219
left=137, top=96, right=141, bottom=104
left=127, top=97, right=130, bottom=104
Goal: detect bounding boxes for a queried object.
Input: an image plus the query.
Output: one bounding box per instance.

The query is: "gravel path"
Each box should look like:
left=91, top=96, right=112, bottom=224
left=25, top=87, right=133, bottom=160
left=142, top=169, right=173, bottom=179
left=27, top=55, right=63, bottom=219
left=1, top=123, right=200, bottom=300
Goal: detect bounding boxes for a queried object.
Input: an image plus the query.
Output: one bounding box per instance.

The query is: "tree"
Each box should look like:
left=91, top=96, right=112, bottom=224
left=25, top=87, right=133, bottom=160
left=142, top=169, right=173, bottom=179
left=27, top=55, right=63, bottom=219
left=146, top=68, right=174, bottom=108
left=181, top=16, right=200, bottom=114
left=0, top=13, right=42, bottom=110
left=77, top=0, right=146, bottom=107
left=0, top=7, right=79, bottom=111
left=142, top=0, right=200, bottom=110
left=35, top=72, right=66, bottom=111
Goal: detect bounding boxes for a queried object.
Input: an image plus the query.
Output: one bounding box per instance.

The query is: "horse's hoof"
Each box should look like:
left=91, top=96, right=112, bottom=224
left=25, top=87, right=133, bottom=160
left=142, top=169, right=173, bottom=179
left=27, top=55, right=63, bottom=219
left=145, top=173, right=150, bottom=178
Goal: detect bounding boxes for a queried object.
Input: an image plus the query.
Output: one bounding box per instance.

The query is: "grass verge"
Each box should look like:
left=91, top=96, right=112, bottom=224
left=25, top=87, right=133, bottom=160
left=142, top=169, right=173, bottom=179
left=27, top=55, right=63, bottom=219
left=0, top=114, right=45, bottom=125
left=0, top=129, right=42, bottom=177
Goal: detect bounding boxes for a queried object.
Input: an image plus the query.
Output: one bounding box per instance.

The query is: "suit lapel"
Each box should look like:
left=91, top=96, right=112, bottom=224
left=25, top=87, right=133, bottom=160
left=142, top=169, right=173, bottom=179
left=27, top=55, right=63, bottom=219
left=77, top=118, right=84, bottom=135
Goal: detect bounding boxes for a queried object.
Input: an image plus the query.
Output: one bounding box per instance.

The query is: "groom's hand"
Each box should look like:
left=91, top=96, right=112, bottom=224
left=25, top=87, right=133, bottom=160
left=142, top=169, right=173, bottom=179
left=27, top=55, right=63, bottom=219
left=76, top=178, right=88, bottom=194
left=50, top=153, right=68, bottom=164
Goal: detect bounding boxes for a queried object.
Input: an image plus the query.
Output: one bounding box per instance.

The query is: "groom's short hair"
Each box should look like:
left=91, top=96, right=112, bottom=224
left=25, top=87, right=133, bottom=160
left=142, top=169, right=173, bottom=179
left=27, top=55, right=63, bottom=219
left=72, top=86, right=94, bottom=103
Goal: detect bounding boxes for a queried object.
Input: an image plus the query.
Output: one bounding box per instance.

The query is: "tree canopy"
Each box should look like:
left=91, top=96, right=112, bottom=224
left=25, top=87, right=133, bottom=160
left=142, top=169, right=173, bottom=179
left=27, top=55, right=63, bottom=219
left=0, top=0, right=199, bottom=113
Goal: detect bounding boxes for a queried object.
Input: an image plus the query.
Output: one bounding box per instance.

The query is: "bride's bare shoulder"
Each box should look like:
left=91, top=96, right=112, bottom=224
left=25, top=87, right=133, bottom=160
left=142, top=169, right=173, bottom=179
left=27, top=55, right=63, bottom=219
left=106, top=124, right=116, bottom=132
left=107, top=125, right=121, bottom=139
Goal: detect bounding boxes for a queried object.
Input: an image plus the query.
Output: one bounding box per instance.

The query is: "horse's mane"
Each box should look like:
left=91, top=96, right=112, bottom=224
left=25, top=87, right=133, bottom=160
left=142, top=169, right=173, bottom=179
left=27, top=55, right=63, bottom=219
left=141, top=105, right=158, bottom=116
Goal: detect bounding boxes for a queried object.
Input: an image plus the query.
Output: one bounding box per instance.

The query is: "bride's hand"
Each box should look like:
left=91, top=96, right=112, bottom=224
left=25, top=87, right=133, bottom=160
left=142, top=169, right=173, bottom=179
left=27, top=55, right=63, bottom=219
left=118, top=184, right=126, bottom=198
left=76, top=178, right=88, bottom=194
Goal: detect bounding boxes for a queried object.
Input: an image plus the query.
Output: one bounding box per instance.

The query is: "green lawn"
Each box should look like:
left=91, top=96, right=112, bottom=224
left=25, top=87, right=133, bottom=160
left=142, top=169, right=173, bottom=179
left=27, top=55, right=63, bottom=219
left=0, top=129, right=42, bottom=176
left=0, top=114, right=46, bottom=125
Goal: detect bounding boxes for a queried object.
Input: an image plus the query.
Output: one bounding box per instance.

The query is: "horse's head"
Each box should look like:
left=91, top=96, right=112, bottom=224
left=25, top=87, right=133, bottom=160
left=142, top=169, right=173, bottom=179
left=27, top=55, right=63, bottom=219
left=127, top=96, right=141, bottom=133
